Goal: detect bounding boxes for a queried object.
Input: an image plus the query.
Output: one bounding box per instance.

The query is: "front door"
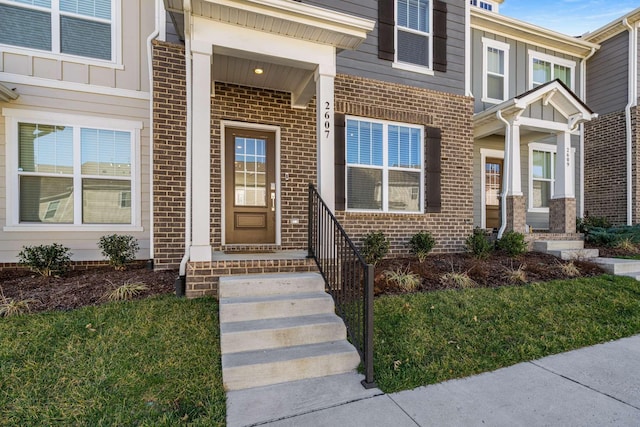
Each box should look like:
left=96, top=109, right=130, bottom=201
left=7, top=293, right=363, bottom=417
left=485, top=158, right=503, bottom=230
left=225, top=128, right=276, bottom=244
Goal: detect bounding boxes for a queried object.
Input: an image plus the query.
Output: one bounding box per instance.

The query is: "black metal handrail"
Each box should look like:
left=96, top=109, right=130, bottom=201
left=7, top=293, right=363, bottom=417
left=307, top=184, right=376, bottom=388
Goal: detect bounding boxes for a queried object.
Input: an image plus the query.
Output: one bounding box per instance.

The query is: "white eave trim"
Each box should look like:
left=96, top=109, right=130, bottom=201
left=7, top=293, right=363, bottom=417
left=583, top=7, right=640, bottom=44
left=168, top=0, right=375, bottom=50
left=0, top=82, right=19, bottom=102
left=471, top=8, right=599, bottom=58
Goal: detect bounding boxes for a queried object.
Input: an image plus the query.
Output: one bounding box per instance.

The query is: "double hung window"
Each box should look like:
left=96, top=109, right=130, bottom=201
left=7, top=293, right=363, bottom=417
left=482, top=38, right=509, bottom=103
left=396, top=0, right=432, bottom=69
left=346, top=117, right=423, bottom=213
left=529, top=51, right=575, bottom=90
left=531, top=149, right=555, bottom=209
left=0, top=0, right=114, bottom=61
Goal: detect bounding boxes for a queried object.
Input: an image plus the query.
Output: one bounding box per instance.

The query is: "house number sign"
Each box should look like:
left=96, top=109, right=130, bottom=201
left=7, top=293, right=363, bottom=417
left=565, top=147, right=571, bottom=167
left=324, top=101, right=331, bottom=139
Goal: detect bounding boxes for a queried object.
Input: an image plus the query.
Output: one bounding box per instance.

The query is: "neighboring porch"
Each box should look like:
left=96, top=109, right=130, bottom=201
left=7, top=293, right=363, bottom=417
left=473, top=80, right=597, bottom=236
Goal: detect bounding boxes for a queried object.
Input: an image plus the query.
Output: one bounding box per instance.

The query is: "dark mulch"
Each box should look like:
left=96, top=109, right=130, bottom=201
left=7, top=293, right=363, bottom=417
left=1, top=262, right=177, bottom=313
left=375, top=251, right=605, bottom=295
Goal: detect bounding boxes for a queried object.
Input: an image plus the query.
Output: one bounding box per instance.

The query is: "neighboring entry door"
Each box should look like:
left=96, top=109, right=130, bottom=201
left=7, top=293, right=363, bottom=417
left=225, top=128, right=276, bottom=244
left=485, top=158, right=503, bottom=230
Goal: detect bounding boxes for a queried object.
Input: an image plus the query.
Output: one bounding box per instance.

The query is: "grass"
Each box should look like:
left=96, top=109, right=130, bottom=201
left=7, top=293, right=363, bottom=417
left=373, top=275, right=640, bottom=393
left=0, top=296, right=225, bottom=426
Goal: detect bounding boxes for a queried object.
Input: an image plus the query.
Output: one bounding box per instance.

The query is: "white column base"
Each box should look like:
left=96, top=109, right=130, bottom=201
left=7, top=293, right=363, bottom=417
left=190, top=245, right=212, bottom=262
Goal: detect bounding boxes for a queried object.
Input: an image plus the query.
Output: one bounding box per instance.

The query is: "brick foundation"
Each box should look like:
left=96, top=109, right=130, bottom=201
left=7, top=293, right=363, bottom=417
left=505, top=195, right=526, bottom=233
left=549, top=197, right=576, bottom=233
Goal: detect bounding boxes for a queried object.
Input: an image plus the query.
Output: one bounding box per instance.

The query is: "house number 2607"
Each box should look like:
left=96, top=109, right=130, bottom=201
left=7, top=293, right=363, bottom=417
left=324, top=101, right=331, bottom=138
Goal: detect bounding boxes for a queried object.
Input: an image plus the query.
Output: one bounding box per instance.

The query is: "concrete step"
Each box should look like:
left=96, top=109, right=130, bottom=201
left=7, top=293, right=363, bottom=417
left=219, top=291, right=335, bottom=323
left=532, top=240, right=584, bottom=252
left=222, top=340, right=360, bottom=391
left=593, top=258, right=640, bottom=274
left=220, top=313, right=347, bottom=354
left=219, top=272, right=325, bottom=298
left=619, top=271, right=640, bottom=280
left=548, top=248, right=600, bottom=260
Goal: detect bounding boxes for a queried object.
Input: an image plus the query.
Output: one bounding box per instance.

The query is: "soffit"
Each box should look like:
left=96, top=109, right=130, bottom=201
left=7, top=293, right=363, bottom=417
left=471, top=8, right=599, bottom=57
left=583, top=7, right=640, bottom=44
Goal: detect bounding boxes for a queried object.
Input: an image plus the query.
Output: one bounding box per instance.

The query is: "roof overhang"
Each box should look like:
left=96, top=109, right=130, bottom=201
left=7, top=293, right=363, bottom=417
left=471, top=8, right=599, bottom=58
left=583, top=7, right=640, bottom=44
left=0, top=83, right=18, bottom=102
left=164, top=0, right=375, bottom=51
left=474, top=80, right=598, bottom=139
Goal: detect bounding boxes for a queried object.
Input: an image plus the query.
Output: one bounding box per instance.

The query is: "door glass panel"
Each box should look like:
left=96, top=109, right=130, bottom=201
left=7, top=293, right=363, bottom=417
left=234, top=137, right=266, bottom=207
left=485, top=161, right=501, bottom=206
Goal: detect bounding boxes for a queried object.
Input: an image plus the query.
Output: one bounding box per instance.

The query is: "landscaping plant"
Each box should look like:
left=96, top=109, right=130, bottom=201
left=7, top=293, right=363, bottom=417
left=361, top=231, right=389, bottom=266
left=17, top=243, right=72, bottom=277
left=383, top=267, right=421, bottom=292
left=105, top=281, right=148, bottom=301
left=98, top=234, right=140, bottom=270
left=496, top=231, right=527, bottom=257
left=465, top=227, right=493, bottom=259
left=409, top=231, right=436, bottom=262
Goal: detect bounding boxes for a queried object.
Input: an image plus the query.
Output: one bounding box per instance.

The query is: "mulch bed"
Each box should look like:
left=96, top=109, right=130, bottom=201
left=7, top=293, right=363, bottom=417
left=374, top=251, right=605, bottom=295
left=1, top=262, right=177, bottom=313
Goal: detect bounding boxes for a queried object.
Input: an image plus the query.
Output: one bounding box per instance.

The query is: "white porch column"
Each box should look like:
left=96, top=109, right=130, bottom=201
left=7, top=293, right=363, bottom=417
left=507, top=123, right=523, bottom=196
left=315, top=66, right=335, bottom=211
left=553, top=131, right=574, bottom=199
left=189, top=40, right=212, bottom=261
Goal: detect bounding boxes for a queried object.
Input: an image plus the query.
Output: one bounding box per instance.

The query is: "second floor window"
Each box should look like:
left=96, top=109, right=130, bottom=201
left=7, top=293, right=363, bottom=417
left=482, top=38, right=510, bottom=103
left=396, top=0, right=432, bottom=69
left=0, top=0, right=113, bottom=61
left=529, top=51, right=575, bottom=90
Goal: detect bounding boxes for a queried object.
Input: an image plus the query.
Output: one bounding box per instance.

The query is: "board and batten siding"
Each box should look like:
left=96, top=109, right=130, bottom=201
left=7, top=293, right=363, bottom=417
left=0, top=86, right=151, bottom=263
left=586, top=31, right=629, bottom=115
left=0, top=0, right=155, bottom=93
left=471, top=28, right=583, bottom=114
left=302, top=0, right=466, bottom=96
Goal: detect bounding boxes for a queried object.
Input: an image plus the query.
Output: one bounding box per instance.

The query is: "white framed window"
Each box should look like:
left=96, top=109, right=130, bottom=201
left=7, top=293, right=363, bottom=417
left=528, top=51, right=575, bottom=90
left=3, top=108, right=142, bottom=231
left=346, top=116, right=424, bottom=213
left=482, top=38, right=509, bottom=104
left=470, top=0, right=497, bottom=12
left=0, top=0, right=120, bottom=64
left=395, top=0, right=432, bottom=72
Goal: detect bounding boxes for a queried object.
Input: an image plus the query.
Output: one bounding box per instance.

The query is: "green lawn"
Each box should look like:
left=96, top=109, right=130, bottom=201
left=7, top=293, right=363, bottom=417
left=374, top=274, right=640, bottom=393
left=0, top=296, right=225, bottom=426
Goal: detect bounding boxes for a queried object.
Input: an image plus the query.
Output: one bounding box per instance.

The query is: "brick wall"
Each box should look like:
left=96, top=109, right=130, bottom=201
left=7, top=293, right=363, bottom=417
left=334, top=75, right=475, bottom=254
left=584, top=110, right=627, bottom=225
left=152, top=41, right=187, bottom=269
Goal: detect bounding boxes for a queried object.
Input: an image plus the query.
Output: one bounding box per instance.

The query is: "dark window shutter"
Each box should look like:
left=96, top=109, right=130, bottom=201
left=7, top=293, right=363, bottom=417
left=378, top=0, right=395, bottom=61
left=425, top=126, right=442, bottom=213
left=335, top=113, right=346, bottom=211
left=433, top=0, right=447, bottom=72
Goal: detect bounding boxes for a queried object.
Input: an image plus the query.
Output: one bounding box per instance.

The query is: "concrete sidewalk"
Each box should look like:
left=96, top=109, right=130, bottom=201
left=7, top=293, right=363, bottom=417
left=260, top=335, right=640, bottom=426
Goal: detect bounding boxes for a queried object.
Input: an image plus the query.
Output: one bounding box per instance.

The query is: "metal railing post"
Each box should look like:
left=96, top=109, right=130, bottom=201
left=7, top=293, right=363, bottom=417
left=362, top=263, right=376, bottom=388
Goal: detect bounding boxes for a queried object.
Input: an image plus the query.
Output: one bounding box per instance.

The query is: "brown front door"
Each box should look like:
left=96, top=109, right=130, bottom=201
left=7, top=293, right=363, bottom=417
left=225, top=128, right=276, bottom=244
left=485, top=158, right=503, bottom=230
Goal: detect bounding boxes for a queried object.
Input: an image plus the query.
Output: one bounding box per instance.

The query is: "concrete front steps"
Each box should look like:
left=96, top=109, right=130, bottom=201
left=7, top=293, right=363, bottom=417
left=219, top=273, right=361, bottom=392
left=532, top=240, right=599, bottom=261
left=592, top=258, right=640, bottom=280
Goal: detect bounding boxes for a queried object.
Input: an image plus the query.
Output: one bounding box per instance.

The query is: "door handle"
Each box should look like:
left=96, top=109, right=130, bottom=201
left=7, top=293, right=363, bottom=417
left=271, top=192, right=275, bottom=212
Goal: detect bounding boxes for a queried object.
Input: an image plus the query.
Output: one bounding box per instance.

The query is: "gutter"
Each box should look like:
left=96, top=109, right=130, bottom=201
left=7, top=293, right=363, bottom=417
left=623, top=18, right=637, bottom=226
left=496, top=109, right=510, bottom=239
left=578, top=46, right=598, bottom=219
left=146, top=0, right=161, bottom=269
left=177, top=0, right=193, bottom=296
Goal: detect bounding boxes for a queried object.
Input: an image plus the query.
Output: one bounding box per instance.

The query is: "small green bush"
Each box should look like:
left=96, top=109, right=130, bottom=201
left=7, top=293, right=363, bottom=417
left=409, top=231, right=436, bottom=262
left=98, top=234, right=139, bottom=270
left=496, top=231, right=527, bottom=257
left=17, top=243, right=72, bottom=277
left=577, top=215, right=612, bottom=233
left=361, top=231, right=389, bottom=266
left=465, top=228, right=493, bottom=259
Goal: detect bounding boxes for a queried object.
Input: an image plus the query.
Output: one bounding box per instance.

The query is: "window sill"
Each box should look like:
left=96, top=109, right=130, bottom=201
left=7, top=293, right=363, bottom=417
left=3, top=225, right=143, bottom=232
left=345, top=210, right=424, bottom=216
left=481, top=97, right=505, bottom=104
left=0, top=45, right=124, bottom=70
left=528, top=208, right=549, bottom=213
left=392, top=62, right=434, bottom=76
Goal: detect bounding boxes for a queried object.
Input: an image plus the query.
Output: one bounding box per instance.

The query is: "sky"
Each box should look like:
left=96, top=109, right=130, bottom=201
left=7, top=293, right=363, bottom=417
left=500, top=0, right=639, bottom=37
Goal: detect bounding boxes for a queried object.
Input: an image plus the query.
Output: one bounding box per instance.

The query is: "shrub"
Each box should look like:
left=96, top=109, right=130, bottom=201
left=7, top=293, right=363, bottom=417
left=383, top=268, right=421, bottom=292
left=465, top=228, right=493, bottom=259
left=576, top=215, right=612, bottom=233
left=360, top=231, right=389, bottom=266
left=496, top=231, right=527, bottom=257
left=98, top=235, right=140, bottom=270
left=17, top=243, right=72, bottom=277
left=504, top=264, right=527, bottom=284
left=409, top=231, right=436, bottom=262
left=616, top=237, right=638, bottom=252
left=440, top=271, right=476, bottom=289
left=559, top=261, right=580, bottom=277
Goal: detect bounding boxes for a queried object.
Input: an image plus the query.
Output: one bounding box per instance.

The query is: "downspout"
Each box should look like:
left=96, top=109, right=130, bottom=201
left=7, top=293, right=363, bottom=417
left=623, top=18, right=637, bottom=226
left=146, top=0, right=161, bottom=269
left=464, top=0, right=472, bottom=97
left=579, top=47, right=597, bottom=219
left=177, top=0, right=193, bottom=295
left=496, top=109, right=510, bottom=238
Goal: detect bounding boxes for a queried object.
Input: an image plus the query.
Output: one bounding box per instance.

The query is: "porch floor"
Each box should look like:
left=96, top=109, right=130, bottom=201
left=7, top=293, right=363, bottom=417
left=212, top=250, right=309, bottom=262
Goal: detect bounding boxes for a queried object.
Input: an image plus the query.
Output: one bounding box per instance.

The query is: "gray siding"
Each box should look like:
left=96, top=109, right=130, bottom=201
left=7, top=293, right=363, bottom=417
left=586, top=31, right=629, bottom=115
left=302, top=0, right=466, bottom=95
left=471, top=29, right=583, bottom=114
